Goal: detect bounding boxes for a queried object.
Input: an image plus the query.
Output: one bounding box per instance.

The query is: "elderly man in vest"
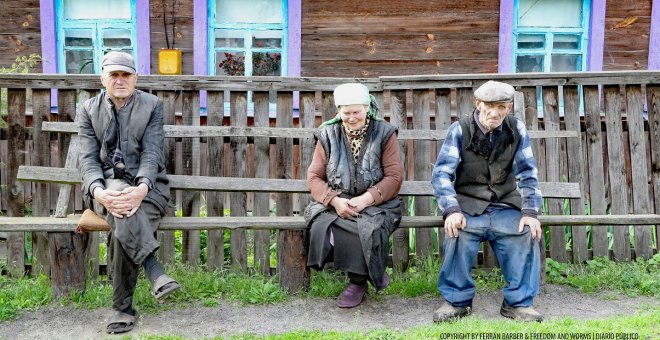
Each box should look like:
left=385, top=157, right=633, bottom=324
left=78, top=51, right=179, bottom=334
left=431, top=80, right=544, bottom=322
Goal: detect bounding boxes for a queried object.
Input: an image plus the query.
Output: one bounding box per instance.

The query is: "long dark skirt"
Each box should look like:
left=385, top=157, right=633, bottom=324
left=307, top=213, right=368, bottom=276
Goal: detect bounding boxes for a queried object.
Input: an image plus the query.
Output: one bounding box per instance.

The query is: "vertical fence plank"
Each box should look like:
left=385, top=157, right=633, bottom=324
left=276, top=91, right=308, bottom=292
left=7, top=89, right=26, bottom=277
left=542, top=86, right=568, bottom=262
left=299, top=91, right=317, bottom=269
left=30, top=89, right=51, bottom=276
left=206, top=90, right=225, bottom=270
left=181, top=91, right=201, bottom=265
left=390, top=90, right=409, bottom=271
left=434, top=88, right=452, bottom=261
left=625, top=85, right=653, bottom=259
left=412, top=89, right=433, bottom=259
left=322, top=91, right=335, bottom=122
left=584, top=85, right=609, bottom=258
left=603, top=85, right=631, bottom=261
left=646, top=85, right=660, bottom=253
left=156, top=91, right=177, bottom=265
left=253, top=91, right=271, bottom=275
left=229, top=91, right=248, bottom=271
left=562, top=86, right=588, bottom=263
left=51, top=89, right=87, bottom=297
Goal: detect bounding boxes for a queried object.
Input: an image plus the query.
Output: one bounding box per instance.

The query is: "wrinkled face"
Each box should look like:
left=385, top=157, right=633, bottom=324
left=476, top=100, right=512, bottom=131
left=101, top=71, right=137, bottom=101
left=339, top=104, right=369, bottom=130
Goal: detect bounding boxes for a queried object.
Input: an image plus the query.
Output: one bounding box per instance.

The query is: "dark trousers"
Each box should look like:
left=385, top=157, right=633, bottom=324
left=105, top=179, right=163, bottom=311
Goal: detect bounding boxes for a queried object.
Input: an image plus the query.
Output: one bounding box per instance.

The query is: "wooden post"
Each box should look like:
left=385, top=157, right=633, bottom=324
left=321, top=91, right=335, bottom=122
left=390, top=90, right=409, bottom=271
left=625, top=85, right=653, bottom=259
left=181, top=91, right=201, bottom=265
left=229, top=91, right=248, bottom=271
left=276, top=91, right=309, bottom=292
left=412, top=89, right=433, bottom=259
left=30, top=89, right=51, bottom=276
left=434, top=88, right=452, bottom=261
left=542, top=86, right=568, bottom=262
left=562, top=86, right=588, bottom=263
left=253, top=91, right=271, bottom=276
left=6, top=89, right=26, bottom=277
left=646, top=85, right=660, bottom=254
left=206, top=90, right=225, bottom=270
left=156, top=90, right=177, bottom=265
left=603, top=85, right=631, bottom=261
left=584, top=85, right=609, bottom=258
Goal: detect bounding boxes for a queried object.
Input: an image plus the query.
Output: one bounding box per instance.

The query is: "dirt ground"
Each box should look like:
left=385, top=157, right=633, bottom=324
left=0, top=284, right=657, bottom=339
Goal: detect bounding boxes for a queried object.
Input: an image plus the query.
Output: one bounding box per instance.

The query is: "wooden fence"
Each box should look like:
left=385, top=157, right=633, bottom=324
left=0, top=71, right=659, bottom=279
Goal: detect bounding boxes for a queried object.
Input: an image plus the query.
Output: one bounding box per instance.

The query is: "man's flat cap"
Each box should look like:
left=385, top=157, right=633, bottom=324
left=102, top=51, right=136, bottom=74
left=474, top=80, right=515, bottom=102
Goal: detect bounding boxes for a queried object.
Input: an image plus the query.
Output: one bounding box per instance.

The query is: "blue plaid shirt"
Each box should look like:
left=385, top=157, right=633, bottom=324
left=431, top=115, right=543, bottom=218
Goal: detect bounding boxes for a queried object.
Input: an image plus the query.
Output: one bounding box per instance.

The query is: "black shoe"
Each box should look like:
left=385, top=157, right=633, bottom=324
left=500, top=301, right=543, bottom=322
left=433, top=301, right=472, bottom=322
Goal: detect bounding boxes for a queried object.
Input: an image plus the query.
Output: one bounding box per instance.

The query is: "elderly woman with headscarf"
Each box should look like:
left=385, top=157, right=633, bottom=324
left=304, top=83, right=403, bottom=308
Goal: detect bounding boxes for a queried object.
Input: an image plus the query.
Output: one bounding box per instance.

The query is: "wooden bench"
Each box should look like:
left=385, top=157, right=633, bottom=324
left=2, top=82, right=659, bottom=297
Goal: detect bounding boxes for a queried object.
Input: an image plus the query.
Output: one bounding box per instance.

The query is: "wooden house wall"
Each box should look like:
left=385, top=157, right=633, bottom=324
left=603, top=0, right=652, bottom=71
left=149, top=0, right=195, bottom=75
left=300, top=0, right=500, bottom=77
left=0, top=1, right=41, bottom=67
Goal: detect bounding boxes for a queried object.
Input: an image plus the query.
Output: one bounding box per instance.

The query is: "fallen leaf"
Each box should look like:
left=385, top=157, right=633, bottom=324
left=613, top=16, right=638, bottom=29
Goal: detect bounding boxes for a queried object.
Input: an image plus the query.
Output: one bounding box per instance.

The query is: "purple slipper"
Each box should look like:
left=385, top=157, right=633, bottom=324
left=337, top=283, right=367, bottom=308
left=379, top=273, right=390, bottom=290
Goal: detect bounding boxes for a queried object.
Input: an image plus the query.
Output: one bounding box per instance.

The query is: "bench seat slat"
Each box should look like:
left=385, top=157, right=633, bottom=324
left=17, top=165, right=580, bottom=198
left=1, top=214, right=658, bottom=232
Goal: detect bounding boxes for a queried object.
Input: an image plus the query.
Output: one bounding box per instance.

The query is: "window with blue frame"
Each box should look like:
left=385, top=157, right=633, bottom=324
left=56, top=0, right=137, bottom=74
left=208, top=0, right=287, bottom=77
left=513, top=0, right=590, bottom=73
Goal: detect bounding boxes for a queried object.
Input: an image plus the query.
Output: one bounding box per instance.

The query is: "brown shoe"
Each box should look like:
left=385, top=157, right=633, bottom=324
left=500, top=301, right=543, bottom=322
left=433, top=301, right=471, bottom=322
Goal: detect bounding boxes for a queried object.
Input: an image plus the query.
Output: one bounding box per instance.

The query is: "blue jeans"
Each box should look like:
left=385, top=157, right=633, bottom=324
left=437, top=207, right=540, bottom=307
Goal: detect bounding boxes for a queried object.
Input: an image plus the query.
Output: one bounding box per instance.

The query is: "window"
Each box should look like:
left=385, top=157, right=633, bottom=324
left=208, top=0, right=287, bottom=76
left=513, top=0, right=590, bottom=73
left=56, top=0, right=137, bottom=74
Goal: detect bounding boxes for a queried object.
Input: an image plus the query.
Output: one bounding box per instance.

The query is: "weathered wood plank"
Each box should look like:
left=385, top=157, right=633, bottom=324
left=603, top=85, right=631, bottom=261
left=17, top=166, right=581, bottom=198
left=625, top=85, right=653, bottom=259
left=390, top=89, right=410, bottom=271
left=30, top=89, right=51, bottom=276
left=181, top=91, right=201, bottom=266
left=155, top=91, right=177, bottom=265
left=206, top=90, right=225, bottom=270
left=543, top=86, right=568, bottom=263
left=562, top=86, right=588, bottom=263
left=229, top=91, right=248, bottom=271
left=434, top=88, right=452, bottom=261
left=646, top=85, right=660, bottom=253
left=276, top=91, right=309, bottom=293
left=44, top=121, right=579, bottom=140
left=584, top=85, right=609, bottom=258
left=412, top=89, right=433, bottom=259
left=6, top=89, right=26, bottom=277
left=456, top=87, right=473, bottom=117
left=3, top=214, right=657, bottom=232
left=253, top=91, right=271, bottom=276
left=321, top=91, right=335, bottom=123
left=298, top=91, right=317, bottom=273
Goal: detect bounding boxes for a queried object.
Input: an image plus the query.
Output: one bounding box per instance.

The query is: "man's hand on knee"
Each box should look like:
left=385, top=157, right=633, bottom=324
left=120, top=184, right=149, bottom=217
left=93, top=187, right=131, bottom=218
left=444, top=212, right=466, bottom=238
left=519, top=216, right=542, bottom=240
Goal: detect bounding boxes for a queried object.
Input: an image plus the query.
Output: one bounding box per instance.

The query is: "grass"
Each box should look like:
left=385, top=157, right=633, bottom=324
left=0, top=257, right=658, bottom=337
left=133, top=310, right=660, bottom=339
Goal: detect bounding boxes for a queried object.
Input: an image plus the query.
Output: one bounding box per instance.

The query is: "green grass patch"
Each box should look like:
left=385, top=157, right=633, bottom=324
left=0, top=274, right=51, bottom=320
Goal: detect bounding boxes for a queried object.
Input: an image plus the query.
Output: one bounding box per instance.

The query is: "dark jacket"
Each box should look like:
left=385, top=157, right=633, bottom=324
left=78, top=90, right=170, bottom=212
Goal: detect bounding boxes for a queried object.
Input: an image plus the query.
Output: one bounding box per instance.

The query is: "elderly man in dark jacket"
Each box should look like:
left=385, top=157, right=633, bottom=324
left=78, top=51, right=178, bottom=334
left=431, top=80, right=544, bottom=322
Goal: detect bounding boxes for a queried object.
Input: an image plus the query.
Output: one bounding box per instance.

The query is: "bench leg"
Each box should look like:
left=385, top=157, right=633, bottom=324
left=277, top=230, right=309, bottom=293
left=49, top=232, right=89, bottom=298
